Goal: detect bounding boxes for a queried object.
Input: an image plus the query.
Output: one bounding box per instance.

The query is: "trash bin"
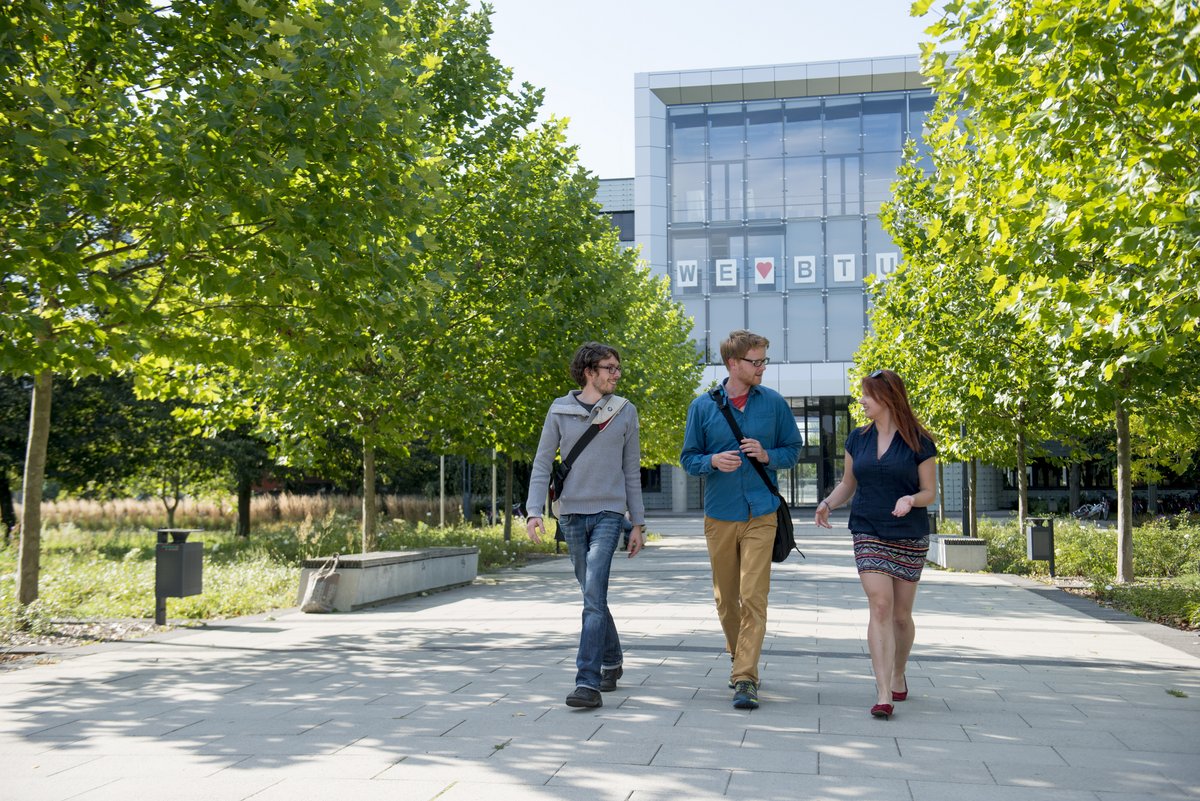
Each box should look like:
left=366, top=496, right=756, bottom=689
left=155, top=528, right=203, bottom=625
left=1025, top=516, right=1055, bottom=576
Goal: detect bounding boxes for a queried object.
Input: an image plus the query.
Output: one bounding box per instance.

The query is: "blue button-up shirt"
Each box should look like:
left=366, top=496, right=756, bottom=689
left=679, top=380, right=802, bottom=522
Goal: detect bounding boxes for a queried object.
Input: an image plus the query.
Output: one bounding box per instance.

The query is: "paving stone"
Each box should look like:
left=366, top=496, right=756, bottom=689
left=0, top=522, right=1195, bottom=801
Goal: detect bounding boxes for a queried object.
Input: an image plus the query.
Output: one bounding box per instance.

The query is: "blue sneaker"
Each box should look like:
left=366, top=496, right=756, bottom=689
left=732, top=680, right=759, bottom=710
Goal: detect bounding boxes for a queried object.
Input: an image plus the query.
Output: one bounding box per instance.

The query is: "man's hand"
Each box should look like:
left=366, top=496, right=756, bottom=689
left=627, top=525, right=646, bottom=557
left=711, top=450, right=742, bottom=472
left=526, top=516, right=545, bottom=543
left=739, top=437, right=769, bottom=464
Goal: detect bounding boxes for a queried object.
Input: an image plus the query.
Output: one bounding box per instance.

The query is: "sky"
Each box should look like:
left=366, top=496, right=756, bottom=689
left=478, top=0, right=938, bottom=178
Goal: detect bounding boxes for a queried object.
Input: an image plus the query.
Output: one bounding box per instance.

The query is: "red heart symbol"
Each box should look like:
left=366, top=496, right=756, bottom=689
left=756, top=260, right=773, bottom=278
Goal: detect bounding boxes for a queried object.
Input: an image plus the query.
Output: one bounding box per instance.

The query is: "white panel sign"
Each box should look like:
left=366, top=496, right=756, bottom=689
left=674, top=259, right=699, bottom=288
left=753, top=257, right=775, bottom=285
left=715, top=259, right=738, bottom=287
left=833, top=253, right=857, bottom=283
left=792, top=255, right=817, bottom=284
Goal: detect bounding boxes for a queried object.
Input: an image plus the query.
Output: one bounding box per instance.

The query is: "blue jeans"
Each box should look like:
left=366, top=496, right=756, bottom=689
left=558, top=511, right=624, bottom=690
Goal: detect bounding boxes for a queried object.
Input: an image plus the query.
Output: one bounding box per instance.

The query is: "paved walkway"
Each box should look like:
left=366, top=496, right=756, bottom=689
left=3, top=517, right=1199, bottom=801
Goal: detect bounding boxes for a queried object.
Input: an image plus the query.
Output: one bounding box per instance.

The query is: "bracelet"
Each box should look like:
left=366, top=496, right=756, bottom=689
left=818, top=499, right=830, bottom=510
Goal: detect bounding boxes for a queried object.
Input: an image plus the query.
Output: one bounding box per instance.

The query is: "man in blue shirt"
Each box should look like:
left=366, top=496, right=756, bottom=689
left=680, top=330, right=802, bottom=709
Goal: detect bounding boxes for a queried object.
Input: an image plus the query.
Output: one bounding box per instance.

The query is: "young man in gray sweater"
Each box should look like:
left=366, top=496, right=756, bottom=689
left=526, top=342, right=646, bottom=709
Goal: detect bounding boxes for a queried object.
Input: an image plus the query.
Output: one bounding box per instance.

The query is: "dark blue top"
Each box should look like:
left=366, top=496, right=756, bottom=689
left=846, top=424, right=937, bottom=540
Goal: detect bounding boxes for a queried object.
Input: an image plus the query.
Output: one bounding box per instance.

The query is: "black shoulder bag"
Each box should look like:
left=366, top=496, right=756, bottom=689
left=708, top=388, right=803, bottom=562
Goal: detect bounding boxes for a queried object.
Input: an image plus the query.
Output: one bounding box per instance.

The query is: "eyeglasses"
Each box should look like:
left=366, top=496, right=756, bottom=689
left=868, top=369, right=885, bottom=379
left=596, top=364, right=622, bottom=375
left=740, top=357, right=770, bottom=368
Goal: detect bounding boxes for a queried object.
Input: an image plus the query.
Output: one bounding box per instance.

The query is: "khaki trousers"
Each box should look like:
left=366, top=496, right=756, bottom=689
left=704, top=511, right=775, bottom=686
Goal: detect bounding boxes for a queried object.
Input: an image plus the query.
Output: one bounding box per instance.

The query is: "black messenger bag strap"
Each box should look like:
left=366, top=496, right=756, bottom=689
left=708, top=388, right=778, bottom=495
left=561, top=395, right=628, bottom=468
left=562, top=422, right=602, bottom=469
left=708, top=388, right=805, bottom=559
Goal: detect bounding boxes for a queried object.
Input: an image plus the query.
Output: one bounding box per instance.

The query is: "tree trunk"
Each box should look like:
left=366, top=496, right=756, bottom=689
left=236, top=474, right=252, bottom=538
left=0, top=469, right=16, bottom=542
left=1069, top=463, right=1081, bottom=514
left=17, top=371, right=53, bottom=605
left=1016, top=427, right=1028, bottom=533
left=1115, top=395, right=1134, bottom=583
left=161, top=470, right=181, bottom=528
left=362, top=435, right=378, bottom=553
left=461, top=457, right=472, bottom=526
left=969, top=458, right=978, bottom=537
left=504, top=453, right=514, bottom=542
left=937, top=461, right=945, bottom=521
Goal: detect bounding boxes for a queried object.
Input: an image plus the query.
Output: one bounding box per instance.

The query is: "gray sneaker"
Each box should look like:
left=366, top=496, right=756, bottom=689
left=566, top=687, right=602, bottom=708
left=732, top=680, right=759, bottom=710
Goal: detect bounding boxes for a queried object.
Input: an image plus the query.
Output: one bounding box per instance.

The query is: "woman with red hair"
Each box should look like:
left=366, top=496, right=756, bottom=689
left=815, top=369, right=938, bottom=720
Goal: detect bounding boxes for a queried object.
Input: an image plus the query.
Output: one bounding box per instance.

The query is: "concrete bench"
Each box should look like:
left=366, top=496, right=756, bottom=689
left=929, top=534, right=988, bottom=572
left=296, top=548, right=479, bottom=612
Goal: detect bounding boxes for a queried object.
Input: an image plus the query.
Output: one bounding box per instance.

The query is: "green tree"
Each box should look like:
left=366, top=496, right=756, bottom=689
left=863, top=146, right=1093, bottom=532
left=1, top=0, right=508, bottom=602
left=414, top=119, right=702, bottom=538
left=913, top=0, right=1200, bottom=579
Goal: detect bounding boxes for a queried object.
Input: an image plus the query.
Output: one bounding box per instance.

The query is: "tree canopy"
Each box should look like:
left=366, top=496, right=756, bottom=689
left=869, top=0, right=1200, bottom=579
left=2, top=0, right=702, bottom=584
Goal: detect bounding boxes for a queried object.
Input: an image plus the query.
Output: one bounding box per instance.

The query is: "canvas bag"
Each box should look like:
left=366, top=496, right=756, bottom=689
left=708, top=389, right=804, bottom=563
left=300, top=554, right=340, bottom=613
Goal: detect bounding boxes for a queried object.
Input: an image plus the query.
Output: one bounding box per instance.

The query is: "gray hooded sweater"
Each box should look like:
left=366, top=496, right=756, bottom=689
left=525, top=391, right=645, bottom=525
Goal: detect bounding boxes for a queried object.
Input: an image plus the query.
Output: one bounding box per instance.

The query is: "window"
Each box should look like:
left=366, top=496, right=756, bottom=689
left=785, top=156, right=823, bottom=218
left=669, top=108, right=706, bottom=162
left=826, top=155, right=861, bottom=216
left=784, top=100, right=822, bottom=155
left=709, top=161, right=744, bottom=222
left=746, top=159, right=784, bottom=219
left=746, top=103, right=783, bottom=158
left=863, top=151, right=901, bottom=214
left=671, top=162, right=706, bottom=223
left=641, top=465, right=662, bottom=492
left=823, top=98, right=861, bottom=155
left=708, top=107, right=745, bottom=161
left=606, top=211, right=634, bottom=241
left=862, top=94, right=905, bottom=153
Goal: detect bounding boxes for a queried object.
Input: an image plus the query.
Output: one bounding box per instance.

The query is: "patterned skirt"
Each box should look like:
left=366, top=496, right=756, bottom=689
left=852, top=532, right=930, bottom=583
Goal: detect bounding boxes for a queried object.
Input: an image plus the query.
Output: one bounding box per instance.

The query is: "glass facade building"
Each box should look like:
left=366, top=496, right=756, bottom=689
left=633, top=57, right=980, bottom=511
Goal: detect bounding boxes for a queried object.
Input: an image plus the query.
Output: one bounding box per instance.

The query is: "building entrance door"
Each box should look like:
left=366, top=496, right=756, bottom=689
left=781, top=395, right=851, bottom=508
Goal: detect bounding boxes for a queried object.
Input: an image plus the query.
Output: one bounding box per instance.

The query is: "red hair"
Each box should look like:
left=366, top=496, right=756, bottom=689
left=860, top=370, right=933, bottom=452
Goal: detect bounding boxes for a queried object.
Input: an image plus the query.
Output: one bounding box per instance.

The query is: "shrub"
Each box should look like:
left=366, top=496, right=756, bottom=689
left=1091, top=576, right=1200, bottom=630
left=967, top=514, right=1200, bottom=581
left=22, top=493, right=465, bottom=531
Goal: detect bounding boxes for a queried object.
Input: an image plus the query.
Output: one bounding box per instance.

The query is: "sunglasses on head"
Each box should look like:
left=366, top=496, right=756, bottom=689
left=868, top=370, right=885, bottom=379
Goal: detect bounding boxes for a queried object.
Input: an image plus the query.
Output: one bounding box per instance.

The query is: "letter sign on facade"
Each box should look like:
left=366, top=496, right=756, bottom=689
left=715, top=258, right=738, bottom=288
left=875, top=252, right=899, bottom=278
left=675, top=259, right=699, bottom=288
left=792, top=255, right=817, bottom=284
left=833, top=253, right=857, bottom=283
